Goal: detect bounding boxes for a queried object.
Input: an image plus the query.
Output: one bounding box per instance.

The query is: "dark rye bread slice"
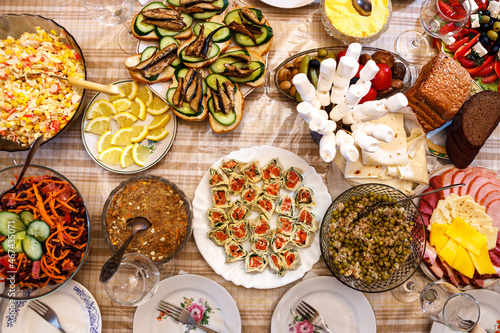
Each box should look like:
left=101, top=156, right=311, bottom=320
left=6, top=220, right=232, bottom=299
left=446, top=91, right=500, bottom=168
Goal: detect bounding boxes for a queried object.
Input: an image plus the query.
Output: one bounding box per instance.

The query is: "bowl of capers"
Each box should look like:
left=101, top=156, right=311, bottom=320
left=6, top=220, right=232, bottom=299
left=319, top=184, right=426, bottom=293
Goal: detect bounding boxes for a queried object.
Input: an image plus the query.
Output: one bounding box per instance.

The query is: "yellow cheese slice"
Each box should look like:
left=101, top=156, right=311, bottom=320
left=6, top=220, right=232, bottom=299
left=435, top=234, right=450, bottom=253
left=438, top=238, right=459, bottom=267
left=470, top=223, right=499, bottom=250
left=445, top=217, right=487, bottom=257
left=430, top=223, right=449, bottom=247
left=452, top=245, right=475, bottom=279
left=469, top=243, right=497, bottom=275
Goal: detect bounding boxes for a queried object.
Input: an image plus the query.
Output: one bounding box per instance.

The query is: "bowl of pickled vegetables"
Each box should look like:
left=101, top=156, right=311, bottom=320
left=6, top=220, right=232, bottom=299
left=319, top=184, right=426, bottom=293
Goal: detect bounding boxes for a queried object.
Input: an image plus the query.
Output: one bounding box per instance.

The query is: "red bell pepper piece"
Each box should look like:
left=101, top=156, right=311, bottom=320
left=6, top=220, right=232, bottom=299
left=0, top=255, right=16, bottom=272
left=446, top=37, right=469, bottom=52
left=457, top=55, right=476, bottom=68
left=481, top=72, right=498, bottom=84
left=494, top=59, right=500, bottom=90
left=454, top=34, right=480, bottom=60
left=468, top=55, right=494, bottom=76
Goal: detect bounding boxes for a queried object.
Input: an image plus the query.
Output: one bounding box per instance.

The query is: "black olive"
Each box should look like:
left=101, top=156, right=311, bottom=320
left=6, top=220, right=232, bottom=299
left=350, top=77, right=359, bottom=85
left=310, top=130, right=322, bottom=144
left=489, top=45, right=500, bottom=54
left=309, top=59, right=321, bottom=69
left=482, top=23, right=493, bottom=32
left=482, top=10, right=491, bottom=16
left=480, top=35, right=490, bottom=46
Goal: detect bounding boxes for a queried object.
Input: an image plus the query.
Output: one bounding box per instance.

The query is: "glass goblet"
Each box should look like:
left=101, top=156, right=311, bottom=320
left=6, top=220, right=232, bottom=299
left=104, top=253, right=160, bottom=306
left=82, top=0, right=136, bottom=54
left=395, top=0, right=471, bottom=64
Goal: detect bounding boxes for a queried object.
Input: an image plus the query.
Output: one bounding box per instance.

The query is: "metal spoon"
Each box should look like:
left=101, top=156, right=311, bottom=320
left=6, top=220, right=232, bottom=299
left=352, top=0, right=372, bottom=16
left=99, top=217, right=152, bottom=284
left=0, top=135, right=44, bottom=198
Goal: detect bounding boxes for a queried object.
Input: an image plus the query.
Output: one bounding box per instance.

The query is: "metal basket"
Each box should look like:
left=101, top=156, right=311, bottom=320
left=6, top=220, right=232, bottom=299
left=320, top=184, right=426, bottom=293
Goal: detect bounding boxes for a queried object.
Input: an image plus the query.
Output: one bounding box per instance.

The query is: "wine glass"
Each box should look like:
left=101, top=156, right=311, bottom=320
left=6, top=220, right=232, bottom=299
left=395, top=0, right=471, bottom=64
left=82, top=0, right=136, bottom=54
left=104, top=253, right=160, bottom=306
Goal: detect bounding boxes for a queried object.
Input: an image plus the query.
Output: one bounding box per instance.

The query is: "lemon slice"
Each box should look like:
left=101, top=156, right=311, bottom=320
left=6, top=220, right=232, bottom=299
left=85, top=116, right=111, bottom=135
left=130, top=98, right=147, bottom=121
left=98, top=146, right=123, bottom=165
left=146, top=127, right=169, bottom=141
left=97, top=130, right=113, bottom=153
left=136, top=85, right=154, bottom=107
left=110, top=127, right=134, bottom=146
left=147, top=95, right=169, bottom=115
left=120, top=81, right=140, bottom=101
left=108, top=87, right=126, bottom=103
left=131, top=125, right=149, bottom=143
left=87, top=99, right=116, bottom=119
left=120, top=144, right=135, bottom=168
left=113, top=112, right=138, bottom=128
left=132, top=143, right=150, bottom=167
left=112, top=98, right=132, bottom=112
left=148, top=113, right=171, bottom=130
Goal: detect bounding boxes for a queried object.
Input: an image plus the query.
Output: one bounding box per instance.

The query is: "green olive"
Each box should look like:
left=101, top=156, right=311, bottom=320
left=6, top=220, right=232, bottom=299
left=488, top=30, right=498, bottom=41
left=318, top=48, right=328, bottom=58
left=494, top=21, right=500, bottom=32
left=481, top=15, right=491, bottom=24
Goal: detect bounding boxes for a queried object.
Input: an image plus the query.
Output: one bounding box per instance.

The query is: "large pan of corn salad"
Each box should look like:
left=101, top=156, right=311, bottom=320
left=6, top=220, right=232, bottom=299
left=0, top=13, right=87, bottom=151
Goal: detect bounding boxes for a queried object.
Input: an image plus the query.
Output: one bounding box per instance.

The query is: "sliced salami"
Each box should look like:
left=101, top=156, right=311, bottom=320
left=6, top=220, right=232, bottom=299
left=429, top=175, right=442, bottom=193
left=419, top=199, right=434, bottom=216
left=489, top=250, right=500, bottom=267
left=421, top=212, right=431, bottom=227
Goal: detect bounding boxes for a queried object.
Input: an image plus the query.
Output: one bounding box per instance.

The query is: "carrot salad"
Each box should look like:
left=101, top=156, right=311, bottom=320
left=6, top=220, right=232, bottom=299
left=0, top=175, right=88, bottom=290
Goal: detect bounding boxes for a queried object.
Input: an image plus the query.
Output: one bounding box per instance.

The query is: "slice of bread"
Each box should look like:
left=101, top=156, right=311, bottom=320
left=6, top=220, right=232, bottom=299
left=446, top=91, right=500, bottom=168
left=209, top=86, right=245, bottom=133
left=125, top=54, right=175, bottom=84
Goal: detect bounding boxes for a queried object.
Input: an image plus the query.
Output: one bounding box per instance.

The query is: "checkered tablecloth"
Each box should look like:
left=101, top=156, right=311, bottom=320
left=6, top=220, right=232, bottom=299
left=1, top=0, right=499, bottom=332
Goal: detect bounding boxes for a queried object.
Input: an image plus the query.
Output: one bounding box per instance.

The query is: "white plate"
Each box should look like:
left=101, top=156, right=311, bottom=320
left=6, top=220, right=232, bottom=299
left=1, top=280, right=102, bottom=333
left=430, top=289, right=500, bottom=333
left=192, top=145, right=332, bottom=289
left=81, top=79, right=177, bottom=174
left=271, top=276, right=376, bottom=333
left=259, top=0, right=316, bottom=8
left=133, top=274, right=241, bottom=333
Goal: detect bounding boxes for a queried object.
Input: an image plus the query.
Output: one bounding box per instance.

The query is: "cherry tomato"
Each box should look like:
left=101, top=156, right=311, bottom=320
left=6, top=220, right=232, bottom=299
left=336, top=50, right=347, bottom=63
left=360, top=87, right=377, bottom=103
left=482, top=72, right=498, bottom=84
left=457, top=55, right=475, bottom=68
left=371, top=63, right=392, bottom=91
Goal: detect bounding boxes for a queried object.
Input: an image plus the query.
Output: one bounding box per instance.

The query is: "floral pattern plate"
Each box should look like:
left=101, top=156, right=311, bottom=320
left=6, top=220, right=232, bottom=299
left=271, top=276, right=376, bottom=333
left=133, top=274, right=241, bottom=333
left=81, top=79, right=177, bottom=174
left=1, top=280, right=102, bottom=333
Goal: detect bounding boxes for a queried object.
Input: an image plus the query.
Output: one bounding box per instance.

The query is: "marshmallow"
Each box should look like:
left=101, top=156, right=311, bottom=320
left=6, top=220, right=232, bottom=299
left=309, top=98, right=322, bottom=109
left=351, top=122, right=375, bottom=135
left=317, top=77, right=333, bottom=92
left=336, top=130, right=354, bottom=146
left=317, top=59, right=336, bottom=92
left=345, top=84, right=365, bottom=106
left=359, top=60, right=379, bottom=81
left=372, top=124, right=395, bottom=143
left=317, top=90, right=331, bottom=106
left=330, top=101, right=350, bottom=121
left=315, top=120, right=337, bottom=135
left=345, top=43, right=362, bottom=61
left=332, top=73, right=351, bottom=87
left=318, top=109, right=329, bottom=120
left=342, top=110, right=357, bottom=125
left=309, top=114, right=329, bottom=133
left=352, top=100, right=388, bottom=122
left=319, top=132, right=337, bottom=162
left=352, top=130, right=380, bottom=153
left=336, top=56, right=359, bottom=79
left=340, top=143, right=359, bottom=162
left=385, top=93, right=408, bottom=112
left=330, top=85, right=349, bottom=104
left=355, top=80, right=372, bottom=96
left=293, top=73, right=316, bottom=101
left=296, top=102, right=318, bottom=123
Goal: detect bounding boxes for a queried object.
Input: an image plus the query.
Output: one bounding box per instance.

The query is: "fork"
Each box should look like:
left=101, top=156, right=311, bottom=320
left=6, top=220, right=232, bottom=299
left=295, top=300, right=332, bottom=333
left=28, top=300, right=67, bottom=333
left=157, top=300, right=219, bottom=333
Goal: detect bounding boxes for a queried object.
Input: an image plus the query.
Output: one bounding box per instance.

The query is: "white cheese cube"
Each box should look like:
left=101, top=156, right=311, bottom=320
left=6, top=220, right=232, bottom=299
left=440, top=36, right=456, bottom=45
left=488, top=0, right=500, bottom=18
left=470, top=14, right=480, bottom=28
left=472, top=42, right=488, bottom=57
left=464, top=0, right=478, bottom=13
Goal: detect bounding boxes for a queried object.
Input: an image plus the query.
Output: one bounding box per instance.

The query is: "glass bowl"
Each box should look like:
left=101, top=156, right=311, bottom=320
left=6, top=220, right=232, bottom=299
left=0, top=164, right=91, bottom=300
left=320, top=184, right=426, bottom=293
left=320, top=0, right=393, bottom=44
left=273, top=46, right=412, bottom=100
left=101, top=175, right=193, bottom=266
left=0, top=13, right=87, bottom=152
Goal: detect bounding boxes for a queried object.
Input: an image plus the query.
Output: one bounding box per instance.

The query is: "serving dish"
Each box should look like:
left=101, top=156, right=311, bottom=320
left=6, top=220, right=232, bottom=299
left=2, top=280, right=101, bottom=332
left=0, top=13, right=87, bottom=152
left=101, top=175, right=192, bottom=266
left=259, top=0, right=316, bottom=8
left=192, top=146, right=332, bottom=289
left=320, top=0, right=392, bottom=44
left=0, top=165, right=90, bottom=300
left=320, top=183, right=426, bottom=293
left=133, top=274, right=241, bottom=333
left=81, top=79, right=177, bottom=174
left=273, top=46, right=412, bottom=101
left=271, top=276, right=376, bottom=333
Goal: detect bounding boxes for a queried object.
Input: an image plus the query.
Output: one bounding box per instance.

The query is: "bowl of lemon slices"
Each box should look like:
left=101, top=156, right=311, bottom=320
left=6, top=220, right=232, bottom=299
left=81, top=79, right=177, bottom=174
